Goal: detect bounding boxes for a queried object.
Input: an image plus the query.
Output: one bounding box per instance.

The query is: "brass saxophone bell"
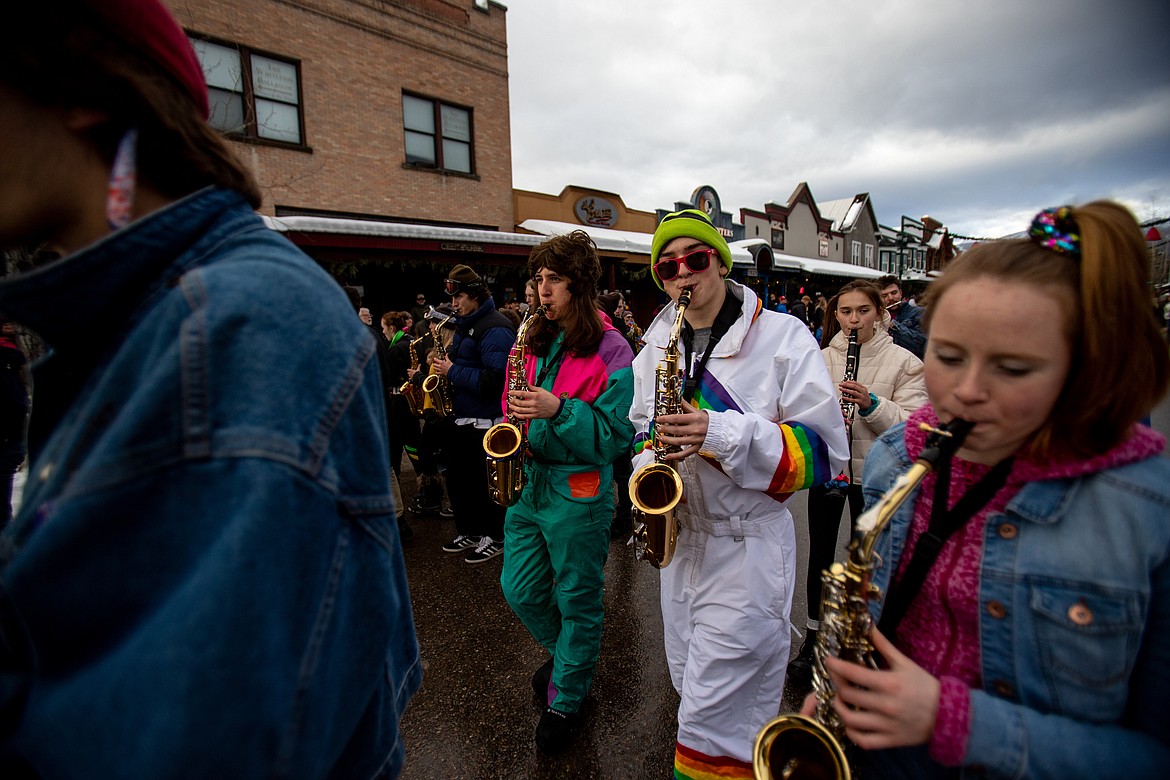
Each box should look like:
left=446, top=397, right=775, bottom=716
left=483, top=305, right=546, bottom=508
left=630, top=289, right=691, bottom=568
left=628, top=462, right=683, bottom=568
left=483, top=422, right=525, bottom=507
left=753, top=714, right=851, bottom=780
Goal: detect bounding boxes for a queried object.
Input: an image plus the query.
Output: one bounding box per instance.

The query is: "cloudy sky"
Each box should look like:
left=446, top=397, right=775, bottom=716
left=502, top=0, right=1170, bottom=238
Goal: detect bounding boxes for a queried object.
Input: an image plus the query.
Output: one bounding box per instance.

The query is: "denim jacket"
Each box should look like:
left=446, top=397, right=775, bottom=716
left=0, top=188, right=421, bottom=778
left=860, top=424, right=1170, bottom=780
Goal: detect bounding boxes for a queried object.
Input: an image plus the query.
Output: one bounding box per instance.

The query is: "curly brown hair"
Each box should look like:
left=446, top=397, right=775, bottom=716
left=525, top=231, right=604, bottom=357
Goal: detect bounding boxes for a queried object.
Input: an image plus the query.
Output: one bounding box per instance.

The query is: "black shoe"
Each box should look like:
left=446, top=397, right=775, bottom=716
left=531, top=657, right=554, bottom=705
left=786, top=630, right=817, bottom=690
left=535, top=706, right=579, bottom=754
left=409, top=497, right=441, bottom=516
left=441, top=534, right=479, bottom=553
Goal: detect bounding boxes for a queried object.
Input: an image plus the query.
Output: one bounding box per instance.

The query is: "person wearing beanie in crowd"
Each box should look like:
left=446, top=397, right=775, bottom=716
left=629, top=209, right=848, bottom=778
left=499, top=232, right=634, bottom=753
left=0, top=3, right=420, bottom=776
left=429, top=264, right=516, bottom=563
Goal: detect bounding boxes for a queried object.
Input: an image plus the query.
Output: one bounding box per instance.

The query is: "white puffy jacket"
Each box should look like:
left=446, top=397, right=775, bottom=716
left=822, top=325, right=927, bottom=480
left=630, top=282, right=849, bottom=536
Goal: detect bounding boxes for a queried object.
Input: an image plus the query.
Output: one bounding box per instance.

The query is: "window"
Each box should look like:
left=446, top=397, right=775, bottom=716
left=771, top=228, right=785, bottom=250
left=851, top=240, right=862, bottom=265
left=190, top=37, right=304, bottom=145
left=403, top=93, right=474, bottom=174
left=864, top=244, right=874, bottom=268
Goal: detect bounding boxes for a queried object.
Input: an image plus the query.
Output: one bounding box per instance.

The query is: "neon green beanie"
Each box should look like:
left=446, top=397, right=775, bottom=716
left=650, top=209, right=733, bottom=289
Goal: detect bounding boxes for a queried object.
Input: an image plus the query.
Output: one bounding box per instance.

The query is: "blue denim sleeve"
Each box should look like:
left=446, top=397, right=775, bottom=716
left=2, top=232, right=421, bottom=777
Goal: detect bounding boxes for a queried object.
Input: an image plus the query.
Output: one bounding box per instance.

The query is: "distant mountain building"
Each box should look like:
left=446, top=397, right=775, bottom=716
left=818, top=193, right=881, bottom=270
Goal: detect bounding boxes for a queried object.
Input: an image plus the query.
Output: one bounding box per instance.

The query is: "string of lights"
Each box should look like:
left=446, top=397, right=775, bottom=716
left=933, top=215, right=1168, bottom=244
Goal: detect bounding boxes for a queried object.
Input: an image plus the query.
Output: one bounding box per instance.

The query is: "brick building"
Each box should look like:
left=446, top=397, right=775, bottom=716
left=170, top=0, right=523, bottom=315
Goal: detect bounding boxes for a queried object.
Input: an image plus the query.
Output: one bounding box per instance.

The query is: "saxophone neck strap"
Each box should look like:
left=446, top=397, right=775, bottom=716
left=878, top=455, right=1014, bottom=637
left=682, top=293, right=741, bottom=401
left=535, top=340, right=566, bottom=388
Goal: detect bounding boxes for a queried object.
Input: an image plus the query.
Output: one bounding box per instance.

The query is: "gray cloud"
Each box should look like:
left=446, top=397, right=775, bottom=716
left=504, top=0, right=1170, bottom=236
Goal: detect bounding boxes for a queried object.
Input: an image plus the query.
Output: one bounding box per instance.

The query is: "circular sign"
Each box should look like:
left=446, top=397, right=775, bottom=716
left=692, top=186, right=720, bottom=219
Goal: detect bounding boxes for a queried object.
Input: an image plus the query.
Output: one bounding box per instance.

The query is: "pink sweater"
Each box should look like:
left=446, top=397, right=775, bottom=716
left=891, top=407, right=1165, bottom=765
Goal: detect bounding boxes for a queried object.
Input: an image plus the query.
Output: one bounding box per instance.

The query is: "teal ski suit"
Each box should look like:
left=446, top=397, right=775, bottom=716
left=500, top=320, right=634, bottom=714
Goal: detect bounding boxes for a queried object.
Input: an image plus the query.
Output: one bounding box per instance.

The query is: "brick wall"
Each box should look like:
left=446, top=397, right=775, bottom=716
left=167, top=0, right=514, bottom=230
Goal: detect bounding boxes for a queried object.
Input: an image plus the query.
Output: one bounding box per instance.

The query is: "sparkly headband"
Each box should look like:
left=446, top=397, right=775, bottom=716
left=1029, top=206, right=1081, bottom=259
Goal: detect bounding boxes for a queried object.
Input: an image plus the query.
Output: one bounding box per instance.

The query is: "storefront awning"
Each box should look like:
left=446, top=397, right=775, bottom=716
left=520, top=219, right=755, bottom=265
left=778, top=253, right=886, bottom=280
left=263, top=214, right=543, bottom=253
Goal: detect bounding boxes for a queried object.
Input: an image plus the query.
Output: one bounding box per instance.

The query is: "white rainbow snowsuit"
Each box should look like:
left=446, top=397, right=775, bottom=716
left=630, top=281, right=848, bottom=778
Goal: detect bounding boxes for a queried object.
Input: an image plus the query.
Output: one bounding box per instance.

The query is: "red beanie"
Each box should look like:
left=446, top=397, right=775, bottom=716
left=82, top=0, right=210, bottom=118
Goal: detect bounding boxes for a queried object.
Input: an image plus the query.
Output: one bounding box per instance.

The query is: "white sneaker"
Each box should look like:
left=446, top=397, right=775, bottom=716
left=464, top=536, right=503, bottom=564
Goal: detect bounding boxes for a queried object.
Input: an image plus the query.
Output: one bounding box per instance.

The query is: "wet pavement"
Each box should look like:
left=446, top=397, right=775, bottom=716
left=396, top=473, right=821, bottom=780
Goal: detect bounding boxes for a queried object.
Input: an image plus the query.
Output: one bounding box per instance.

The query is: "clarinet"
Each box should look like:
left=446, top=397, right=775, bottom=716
left=839, top=329, right=861, bottom=430
left=826, top=329, right=860, bottom=497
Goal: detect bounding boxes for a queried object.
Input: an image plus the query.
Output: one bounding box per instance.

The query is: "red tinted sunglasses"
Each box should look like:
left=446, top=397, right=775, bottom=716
left=654, top=248, right=717, bottom=281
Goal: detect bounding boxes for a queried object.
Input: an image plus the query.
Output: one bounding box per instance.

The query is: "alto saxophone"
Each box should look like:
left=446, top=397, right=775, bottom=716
left=752, top=418, right=975, bottom=780
left=628, top=288, right=691, bottom=568
left=422, top=312, right=456, bottom=417
left=400, top=331, right=427, bottom=417
left=483, top=305, right=547, bottom=507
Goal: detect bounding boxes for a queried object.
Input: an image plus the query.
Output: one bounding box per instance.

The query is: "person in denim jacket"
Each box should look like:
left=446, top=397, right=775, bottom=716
left=803, top=202, right=1170, bottom=778
left=0, top=2, right=420, bottom=776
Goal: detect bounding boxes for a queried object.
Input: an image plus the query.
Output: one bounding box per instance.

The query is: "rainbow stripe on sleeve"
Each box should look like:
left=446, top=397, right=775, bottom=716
left=638, top=369, right=831, bottom=502
left=674, top=742, right=752, bottom=779
left=634, top=427, right=654, bottom=455
left=691, top=371, right=831, bottom=501
left=768, top=421, right=833, bottom=502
